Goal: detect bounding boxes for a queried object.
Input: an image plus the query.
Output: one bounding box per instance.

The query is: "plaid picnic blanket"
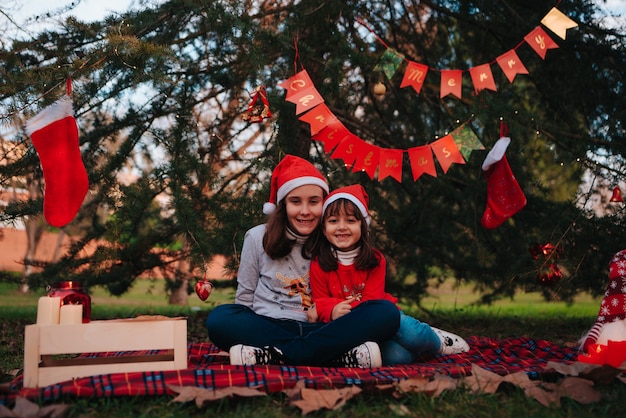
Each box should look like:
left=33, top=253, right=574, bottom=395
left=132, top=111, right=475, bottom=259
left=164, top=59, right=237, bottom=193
left=4, top=336, right=578, bottom=402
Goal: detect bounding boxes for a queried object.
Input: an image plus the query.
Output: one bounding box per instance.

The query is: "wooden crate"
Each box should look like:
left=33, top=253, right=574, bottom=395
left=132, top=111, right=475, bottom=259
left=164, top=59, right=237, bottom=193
left=23, top=317, right=187, bottom=388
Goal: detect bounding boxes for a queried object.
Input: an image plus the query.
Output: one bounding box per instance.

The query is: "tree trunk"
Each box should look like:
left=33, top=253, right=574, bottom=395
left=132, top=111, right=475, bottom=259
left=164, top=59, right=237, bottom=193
left=169, top=242, right=190, bottom=305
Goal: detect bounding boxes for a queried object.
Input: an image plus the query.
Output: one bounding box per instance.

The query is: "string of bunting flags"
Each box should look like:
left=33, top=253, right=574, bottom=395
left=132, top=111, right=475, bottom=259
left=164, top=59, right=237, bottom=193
left=369, top=7, right=577, bottom=98
left=277, top=6, right=578, bottom=183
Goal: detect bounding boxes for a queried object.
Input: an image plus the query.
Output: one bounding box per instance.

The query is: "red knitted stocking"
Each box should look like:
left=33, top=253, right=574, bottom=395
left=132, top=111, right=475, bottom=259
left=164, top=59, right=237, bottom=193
left=26, top=96, right=88, bottom=227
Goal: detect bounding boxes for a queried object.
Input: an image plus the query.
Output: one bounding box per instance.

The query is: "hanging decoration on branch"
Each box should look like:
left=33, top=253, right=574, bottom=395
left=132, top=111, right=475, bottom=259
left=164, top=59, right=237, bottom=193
left=480, top=121, right=527, bottom=229
left=529, top=242, right=563, bottom=286
left=195, top=273, right=214, bottom=302
left=25, top=78, right=89, bottom=228
left=279, top=68, right=485, bottom=182
left=241, top=86, right=272, bottom=123
left=357, top=6, right=577, bottom=99
left=610, top=186, right=623, bottom=203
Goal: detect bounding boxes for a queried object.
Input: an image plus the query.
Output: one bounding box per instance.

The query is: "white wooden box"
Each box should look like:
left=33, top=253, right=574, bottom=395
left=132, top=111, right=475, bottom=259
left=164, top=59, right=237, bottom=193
left=23, top=317, right=187, bottom=388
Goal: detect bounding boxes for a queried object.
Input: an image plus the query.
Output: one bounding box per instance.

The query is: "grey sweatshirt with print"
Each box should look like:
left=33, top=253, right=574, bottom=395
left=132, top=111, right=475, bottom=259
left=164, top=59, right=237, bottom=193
left=235, top=224, right=312, bottom=322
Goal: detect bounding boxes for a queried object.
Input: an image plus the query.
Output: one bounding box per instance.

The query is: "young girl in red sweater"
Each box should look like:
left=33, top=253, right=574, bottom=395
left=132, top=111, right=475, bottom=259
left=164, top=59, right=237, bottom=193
left=310, top=184, right=469, bottom=365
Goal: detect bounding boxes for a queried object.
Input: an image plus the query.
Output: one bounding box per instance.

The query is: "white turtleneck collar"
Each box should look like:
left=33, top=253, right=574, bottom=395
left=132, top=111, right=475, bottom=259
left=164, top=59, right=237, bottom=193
left=335, top=247, right=360, bottom=265
left=286, top=227, right=307, bottom=245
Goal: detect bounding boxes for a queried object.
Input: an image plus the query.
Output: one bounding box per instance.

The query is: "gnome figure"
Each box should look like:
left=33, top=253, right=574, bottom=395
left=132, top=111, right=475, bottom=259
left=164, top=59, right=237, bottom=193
left=580, top=250, right=626, bottom=352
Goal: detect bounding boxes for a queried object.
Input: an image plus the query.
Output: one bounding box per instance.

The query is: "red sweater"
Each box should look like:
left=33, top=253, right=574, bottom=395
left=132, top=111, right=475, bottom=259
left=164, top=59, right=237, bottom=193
left=310, top=249, right=399, bottom=323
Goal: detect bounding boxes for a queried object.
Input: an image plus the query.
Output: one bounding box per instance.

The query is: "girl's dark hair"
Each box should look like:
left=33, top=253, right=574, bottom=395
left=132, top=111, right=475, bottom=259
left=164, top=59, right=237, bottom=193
left=263, top=201, right=295, bottom=259
left=311, top=199, right=380, bottom=272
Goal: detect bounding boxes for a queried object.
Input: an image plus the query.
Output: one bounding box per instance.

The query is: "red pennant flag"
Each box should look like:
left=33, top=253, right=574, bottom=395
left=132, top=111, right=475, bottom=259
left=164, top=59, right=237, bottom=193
left=351, top=142, right=380, bottom=180
left=278, top=70, right=315, bottom=100
left=378, top=148, right=404, bottom=182
left=312, top=120, right=350, bottom=155
left=430, top=135, right=465, bottom=173
left=400, top=61, right=429, bottom=94
left=407, top=145, right=437, bottom=180
left=496, top=50, right=529, bottom=83
left=524, top=27, right=559, bottom=59
left=299, top=103, right=338, bottom=135
left=440, top=70, right=463, bottom=99
left=469, top=64, right=497, bottom=93
left=286, top=86, right=324, bottom=115
left=330, top=134, right=362, bottom=167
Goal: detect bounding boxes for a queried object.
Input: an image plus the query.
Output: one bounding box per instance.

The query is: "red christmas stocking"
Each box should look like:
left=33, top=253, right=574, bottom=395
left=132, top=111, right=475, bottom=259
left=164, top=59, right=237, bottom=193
left=481, top=136, right=526, bottom=229
left=26, top=96, right=89, bottom=227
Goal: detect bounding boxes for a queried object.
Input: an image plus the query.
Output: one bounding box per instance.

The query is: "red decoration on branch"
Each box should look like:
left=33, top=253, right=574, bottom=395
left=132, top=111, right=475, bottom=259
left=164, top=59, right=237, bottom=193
left=610, top=186, right=623, bottom=202
left=241, top=86, right=272, bottom=123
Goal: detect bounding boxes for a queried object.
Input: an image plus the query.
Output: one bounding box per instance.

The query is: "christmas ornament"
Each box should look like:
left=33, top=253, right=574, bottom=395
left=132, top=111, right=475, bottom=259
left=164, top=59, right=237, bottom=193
left=195, top=277, right=214, bottom=301
left=610, top=186, right=623, bottom=202
left=241, top=86, right=271, bottom=122
left=529, top=242, right=563, bottom=286
left=538, top=263, right=562, bottom=285
left=25, top=89, right=89, bottom=227
left=480, top=121, right=526, bottom=229
left=373, top=82, right=386, bottom=96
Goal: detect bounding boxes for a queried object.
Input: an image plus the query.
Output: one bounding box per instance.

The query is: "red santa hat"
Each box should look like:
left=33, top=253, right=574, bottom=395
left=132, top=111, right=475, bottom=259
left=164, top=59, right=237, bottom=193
left=580, top=250, right=626, bottom=351
left=322, top=184, right=370, bottom=225
left=263, top=154, right=329, bottom=215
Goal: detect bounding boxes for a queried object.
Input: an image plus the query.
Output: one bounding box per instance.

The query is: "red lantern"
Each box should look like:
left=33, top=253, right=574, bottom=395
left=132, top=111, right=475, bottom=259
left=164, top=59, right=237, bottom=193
left=610, top=186, right=623, bottom=202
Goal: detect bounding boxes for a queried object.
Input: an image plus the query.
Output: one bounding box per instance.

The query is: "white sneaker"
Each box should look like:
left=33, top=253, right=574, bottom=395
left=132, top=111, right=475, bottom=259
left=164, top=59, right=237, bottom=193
left=229, top=344, right=281, bottom=365
left=338, top=341, right=382, bottom=368
left=432, top=328, right=470, bottom=355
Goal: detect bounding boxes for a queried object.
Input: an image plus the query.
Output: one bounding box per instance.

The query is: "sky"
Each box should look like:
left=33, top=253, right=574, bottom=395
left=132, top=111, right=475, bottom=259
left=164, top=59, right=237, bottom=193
left=6, top=0, right=626, bottom=28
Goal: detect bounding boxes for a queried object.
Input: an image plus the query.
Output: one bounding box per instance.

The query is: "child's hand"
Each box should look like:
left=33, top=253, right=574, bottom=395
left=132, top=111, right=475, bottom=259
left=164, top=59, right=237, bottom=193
left=331, top=299, right=353, bottom=320
left=306, top=305, right=318, bottom=322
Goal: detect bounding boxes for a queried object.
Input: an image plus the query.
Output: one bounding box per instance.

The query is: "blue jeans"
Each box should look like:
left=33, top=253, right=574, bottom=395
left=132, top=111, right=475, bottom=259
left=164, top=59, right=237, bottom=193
left=206, top=300, right=400, bottom=366
left=380, top=312, right=441, bottom=365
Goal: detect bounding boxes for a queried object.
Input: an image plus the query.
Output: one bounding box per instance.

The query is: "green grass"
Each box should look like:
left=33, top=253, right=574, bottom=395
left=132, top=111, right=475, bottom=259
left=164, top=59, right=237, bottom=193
left=1, top=279, right=622, bottom=417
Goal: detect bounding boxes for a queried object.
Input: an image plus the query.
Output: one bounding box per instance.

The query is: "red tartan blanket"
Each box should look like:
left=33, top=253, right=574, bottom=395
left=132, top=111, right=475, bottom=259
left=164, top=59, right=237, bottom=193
left=4, top=336, right=578, bottom=402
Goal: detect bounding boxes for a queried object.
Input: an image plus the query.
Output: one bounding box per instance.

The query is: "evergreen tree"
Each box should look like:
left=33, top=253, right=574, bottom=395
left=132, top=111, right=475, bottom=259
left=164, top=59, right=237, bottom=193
left=0, top=0, right=624, bottom=305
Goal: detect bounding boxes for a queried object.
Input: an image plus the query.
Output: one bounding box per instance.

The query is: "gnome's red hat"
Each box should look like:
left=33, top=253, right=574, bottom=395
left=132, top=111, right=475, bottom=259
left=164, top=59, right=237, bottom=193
left=580, top=250, right=626, bottom=351
left=263, top=155, right=329, bottom=215
left=322, top=184, right=370, bottom=225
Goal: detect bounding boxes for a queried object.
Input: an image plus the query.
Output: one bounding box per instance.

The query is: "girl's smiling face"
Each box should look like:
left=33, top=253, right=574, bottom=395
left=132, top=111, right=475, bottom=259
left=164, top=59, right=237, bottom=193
left=323, top=203, right=363, bottom=251
left=284, top=184, right=325, bottom=236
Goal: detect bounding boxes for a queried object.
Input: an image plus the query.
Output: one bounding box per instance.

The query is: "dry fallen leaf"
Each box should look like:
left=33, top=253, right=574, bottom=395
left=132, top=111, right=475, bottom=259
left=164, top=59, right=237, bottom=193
left=545, top=360, right=600, bottom=377
left=286, top=385, right=362, bottom=415
left=463, top=364, right=504, bottom=394
left=556, top=376, right=603, bottom=405
left=0, top=397, right=68, bottom=418
left=168, top=385, right=266, bottom=407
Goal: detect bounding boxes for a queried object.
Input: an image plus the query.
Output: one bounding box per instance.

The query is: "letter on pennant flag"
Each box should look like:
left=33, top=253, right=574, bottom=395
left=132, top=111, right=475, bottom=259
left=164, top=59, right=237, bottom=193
left=469, top=64, right=497, bottom=93
left=524, top=27, right=559, bottom=59
left=299, top=103, right=338, bottom=135
left=378, top=148, right=404, bottom=182
left=400, top=61, right=429, bottom=94
left=440, top=70, right=463, bottom=99
left=374, top=48, right=405, bottom=81
left=330, top=134, right=362, bottom=168
left=541, top=7, right=578, bottom=40
left=278, top=70, right=315, bottom=100
left=496, top=50, right=529, bottom=83
left=313, top=120, right=350, bottom=155
left=351, top=142, right=380, bottom=180
left=286, top=86, right=324, bottom=115
left=430, top=135, right=466, bottom=173
left=407, top=145, right=437, bottom=181
left=450, top=124, right=485, bottom=161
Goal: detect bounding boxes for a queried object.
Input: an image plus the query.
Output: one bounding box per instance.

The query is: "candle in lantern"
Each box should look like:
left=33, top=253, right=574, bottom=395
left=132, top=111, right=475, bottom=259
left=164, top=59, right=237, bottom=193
left=59, top=304, right=83, bottom=325
left=36, top=296, right=61, bottom=325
